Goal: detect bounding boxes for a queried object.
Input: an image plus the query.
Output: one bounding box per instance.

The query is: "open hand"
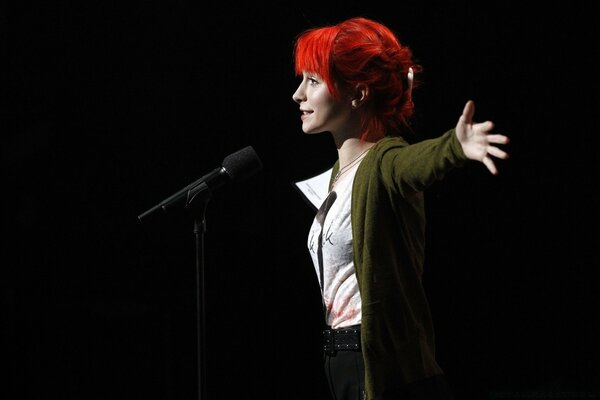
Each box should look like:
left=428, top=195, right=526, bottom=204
left=455, top=100, right=510, bottom=175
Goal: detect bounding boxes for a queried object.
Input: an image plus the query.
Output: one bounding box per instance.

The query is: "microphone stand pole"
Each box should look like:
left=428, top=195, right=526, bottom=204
left=193, top=207, right=208, bottom=400
left=187, top=183, right=210, bottom=400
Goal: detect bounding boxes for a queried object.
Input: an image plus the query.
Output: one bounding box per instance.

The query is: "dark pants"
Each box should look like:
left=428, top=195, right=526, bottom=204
left=323, top=350, right=454, bottom=400
left=324, top=349, right=365, bottom=400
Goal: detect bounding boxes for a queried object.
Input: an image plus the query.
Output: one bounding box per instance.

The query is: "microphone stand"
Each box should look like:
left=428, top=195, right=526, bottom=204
left=137, top=145, right=262, bottom=400
left=139, top=181, right=212, bottom=400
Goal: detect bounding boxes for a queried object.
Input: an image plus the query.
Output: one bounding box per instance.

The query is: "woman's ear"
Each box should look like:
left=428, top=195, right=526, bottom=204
left=351, top=84, right=369, bottom=109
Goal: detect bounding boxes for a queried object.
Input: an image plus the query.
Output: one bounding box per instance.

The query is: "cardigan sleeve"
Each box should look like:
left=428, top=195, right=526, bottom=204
left=378, top=129, right=468, bottom=195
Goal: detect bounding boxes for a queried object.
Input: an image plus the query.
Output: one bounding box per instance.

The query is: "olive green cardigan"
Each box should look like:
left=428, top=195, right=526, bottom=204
left=328, top=129, right=467, bottom=399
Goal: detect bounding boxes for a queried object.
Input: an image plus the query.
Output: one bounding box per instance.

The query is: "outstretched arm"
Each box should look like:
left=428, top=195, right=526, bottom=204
left=455, top=100, right=510, bottom=175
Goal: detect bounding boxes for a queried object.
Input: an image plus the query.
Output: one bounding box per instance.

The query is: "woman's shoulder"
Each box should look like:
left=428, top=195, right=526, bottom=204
left=372, top=136, right=410, bottom=154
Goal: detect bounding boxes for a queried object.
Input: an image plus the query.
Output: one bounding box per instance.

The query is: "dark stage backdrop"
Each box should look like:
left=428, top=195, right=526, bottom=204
left=4, top=2, right=598, bottom=399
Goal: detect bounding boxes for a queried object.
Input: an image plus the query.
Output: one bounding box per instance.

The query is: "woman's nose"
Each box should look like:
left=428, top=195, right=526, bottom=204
left=292, top=85, right=304, bottom=104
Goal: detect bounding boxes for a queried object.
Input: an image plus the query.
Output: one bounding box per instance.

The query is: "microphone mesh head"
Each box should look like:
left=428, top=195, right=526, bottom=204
left=222, top=146, right=263, bottom=182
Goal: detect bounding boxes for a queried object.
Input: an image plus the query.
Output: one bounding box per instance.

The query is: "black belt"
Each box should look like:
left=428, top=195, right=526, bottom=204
left=323, top=325, right=361, bottom=356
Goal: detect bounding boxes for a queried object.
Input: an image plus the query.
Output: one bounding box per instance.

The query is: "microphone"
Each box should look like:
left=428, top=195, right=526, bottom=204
left=138, top=145, right=263, bottom=222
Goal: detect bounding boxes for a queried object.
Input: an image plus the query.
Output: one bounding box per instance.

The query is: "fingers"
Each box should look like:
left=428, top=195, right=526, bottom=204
left=461, top=100, right=475, bottom=123
left=483, top=143, right=509, bottom=175
left=486, top=133, right=510, bottom=160
left=487, top=134, right=510, bottom=145
left=487, top=146, right=509, bottom=160
left=483, top=156, right=499, bottom=175
left=476, top=120, right=495, bottom=133
left=462, top=100, right=475, bottom=122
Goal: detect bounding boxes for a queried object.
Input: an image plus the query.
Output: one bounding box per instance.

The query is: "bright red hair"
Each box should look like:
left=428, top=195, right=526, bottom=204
left=294, top=17, right=421, bottom=141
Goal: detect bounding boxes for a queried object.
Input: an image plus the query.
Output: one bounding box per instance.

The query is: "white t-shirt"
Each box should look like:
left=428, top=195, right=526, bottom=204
left=307, top=158, right=364, bottom=329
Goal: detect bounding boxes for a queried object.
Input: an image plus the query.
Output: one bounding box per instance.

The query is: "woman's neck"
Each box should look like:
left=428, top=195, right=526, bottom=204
left=336, top=138, right=376, bottom=169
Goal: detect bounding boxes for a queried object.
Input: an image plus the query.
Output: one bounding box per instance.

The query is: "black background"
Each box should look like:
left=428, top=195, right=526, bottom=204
left=4, top=1, right=599, bottom=399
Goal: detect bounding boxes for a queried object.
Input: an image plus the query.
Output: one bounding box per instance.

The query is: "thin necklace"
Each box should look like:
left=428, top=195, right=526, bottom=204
left=331, top=147, right=371, bottom=187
